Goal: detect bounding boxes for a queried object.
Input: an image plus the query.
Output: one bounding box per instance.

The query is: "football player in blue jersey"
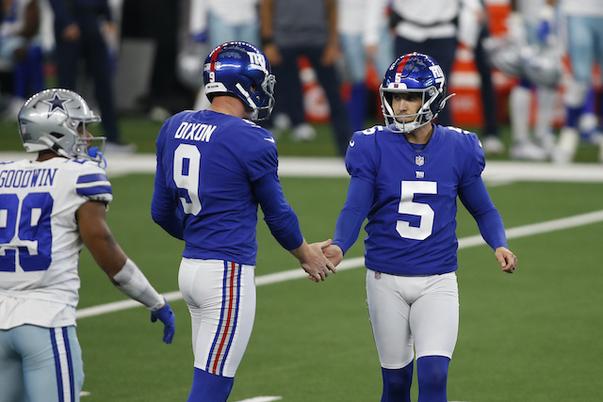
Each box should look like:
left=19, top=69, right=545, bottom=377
left=321, top=53, right=518, bottom=402
left=0, top=88, right=175, bottom=402
left=151, top=41, right=336, bottom=402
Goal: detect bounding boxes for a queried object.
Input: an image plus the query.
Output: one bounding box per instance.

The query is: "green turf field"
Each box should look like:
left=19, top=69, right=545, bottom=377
left=71, top=174, right=603, bottom=402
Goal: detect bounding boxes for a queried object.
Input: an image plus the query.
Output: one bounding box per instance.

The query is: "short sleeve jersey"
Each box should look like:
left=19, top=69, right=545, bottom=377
left=153, top=109, right=279, bottom=265
left=345, top=124, right=485, bottom=276
left=0, top=157, right=112, bottom=329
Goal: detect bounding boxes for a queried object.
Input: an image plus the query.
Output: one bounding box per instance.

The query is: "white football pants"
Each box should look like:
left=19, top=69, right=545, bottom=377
left=179, top=258, right=256, bottom=378
left=366, top=269, right=459, bottom=369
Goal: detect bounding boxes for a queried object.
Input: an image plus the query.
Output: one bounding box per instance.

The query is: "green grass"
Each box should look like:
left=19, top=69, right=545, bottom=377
left=72, top=175, right=603, bottom=401
left=0, top=118, right=601, bottom=161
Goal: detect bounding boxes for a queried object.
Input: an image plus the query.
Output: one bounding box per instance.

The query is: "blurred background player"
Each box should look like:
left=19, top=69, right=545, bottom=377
left=260, top=0, right=352, bottom=155
left=554, top=0, right=603, bottom=163
left=388, top=0, right=462, bottom=127
left=0, top=0, right=44, bottom=118
left=506, top=0, right=560, bottom=161
left=0, top=88, right=175, bottom=402
left=188, top=0, right=260, bottom=111
left=49, top=0, right=133, bottom=153
left=472, top=0, right=506, bottom=155
left=151, top=42, right=335, bottom=402
left=321, top=53, right=517, bottom=402
left=337, top=0, right=393, bottom=132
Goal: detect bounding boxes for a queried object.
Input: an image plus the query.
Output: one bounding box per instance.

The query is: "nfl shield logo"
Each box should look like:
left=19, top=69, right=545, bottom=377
left=415, top=155, right=425, bottom=166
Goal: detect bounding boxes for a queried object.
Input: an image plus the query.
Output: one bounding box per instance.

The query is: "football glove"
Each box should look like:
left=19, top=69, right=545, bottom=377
left=150, top=300, right=175, bottom=344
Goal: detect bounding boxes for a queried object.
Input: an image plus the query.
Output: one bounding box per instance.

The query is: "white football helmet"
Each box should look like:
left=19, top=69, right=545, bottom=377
left=18, top=88, right=105, bottom=163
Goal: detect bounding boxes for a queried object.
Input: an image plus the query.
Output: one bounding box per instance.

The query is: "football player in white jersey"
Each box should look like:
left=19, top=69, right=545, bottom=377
left=0, top=88, right=176, bottom=402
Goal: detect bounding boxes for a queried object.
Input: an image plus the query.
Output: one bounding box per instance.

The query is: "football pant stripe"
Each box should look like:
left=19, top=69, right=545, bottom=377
left=62, top=327, right=75, bottom=402
left=211, top=261, right=238, bottom=375
left=219, top=263, right=242, bottom=375
left=50, top=328, right=65, bottom=402
left=206, top=260, right=229, bottom=373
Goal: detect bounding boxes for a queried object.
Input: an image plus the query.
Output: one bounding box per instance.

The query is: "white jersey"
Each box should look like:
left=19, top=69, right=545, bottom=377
left=391, top=0, right=459, bottom=42
left=0, top=157, right=112, bottom=329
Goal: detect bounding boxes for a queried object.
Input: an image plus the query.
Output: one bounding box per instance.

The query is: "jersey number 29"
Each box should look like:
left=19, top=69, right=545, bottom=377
left=0, top=192, right=53, bottom=272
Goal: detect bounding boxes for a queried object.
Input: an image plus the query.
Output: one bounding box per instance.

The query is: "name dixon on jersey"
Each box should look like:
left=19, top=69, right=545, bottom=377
left=174, top=122, right=217, bottom=142
left=0, top=168, right=57, bottom=188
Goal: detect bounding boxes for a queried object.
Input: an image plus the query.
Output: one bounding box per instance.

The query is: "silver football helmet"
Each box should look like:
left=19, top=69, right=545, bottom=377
left=18, top=88, right=105, bottom=162
left=483, top=36, right=523, bottom=77
left=520, top=44, right=562, bottom=88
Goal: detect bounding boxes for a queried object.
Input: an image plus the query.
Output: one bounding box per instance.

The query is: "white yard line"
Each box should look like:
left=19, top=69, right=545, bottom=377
left=1, top=153, right=602, bottom=182
left=76, top=209, right=603, bottom=320
left=234, top=397, right=282, bottom=402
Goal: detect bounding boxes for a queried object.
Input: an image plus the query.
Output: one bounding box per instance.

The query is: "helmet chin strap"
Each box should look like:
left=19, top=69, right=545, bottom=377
left=236, top=83, right=259, bottom=121
left=39, top=136, right=71, bottom=159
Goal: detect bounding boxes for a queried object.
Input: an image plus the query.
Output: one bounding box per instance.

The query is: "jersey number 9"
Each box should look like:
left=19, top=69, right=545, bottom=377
left=173, top=144, right=202, bottom=215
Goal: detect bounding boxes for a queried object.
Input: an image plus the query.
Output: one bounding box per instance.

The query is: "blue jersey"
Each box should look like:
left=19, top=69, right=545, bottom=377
left=152, top=109, right=303, bottom=266
left=337, top=124, right=505, bottom=276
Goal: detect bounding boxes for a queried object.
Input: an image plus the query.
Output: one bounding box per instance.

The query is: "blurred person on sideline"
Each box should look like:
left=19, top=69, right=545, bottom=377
left=388, top=0, right=463, bottom=127
left=470, top=1, right=505, bottom=155
left=260, top=0, right=352, bottom=156
left=554, top=0, right=603, bottom=163
left=49, top=0, right=133, bottom=153
left=505, top=0, right=560, bottom=161
left=321, top=52, right=517, bottom=402
left=151, top=41, right=335, bottom=402
left=0, top=88, right=175, bottom=402
left=338, top=0, right=393, bottom=132
left=0, top=0, right=44, bottom=118
left=188, top=0, right=260, bottom=111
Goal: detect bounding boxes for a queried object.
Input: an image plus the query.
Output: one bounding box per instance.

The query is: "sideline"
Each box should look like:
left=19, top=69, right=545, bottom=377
left=77, top=209, right=603, bottom=319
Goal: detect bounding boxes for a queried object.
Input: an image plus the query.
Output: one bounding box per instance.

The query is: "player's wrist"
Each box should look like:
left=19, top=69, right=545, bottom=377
left=113, top=258, right=164, bottom=310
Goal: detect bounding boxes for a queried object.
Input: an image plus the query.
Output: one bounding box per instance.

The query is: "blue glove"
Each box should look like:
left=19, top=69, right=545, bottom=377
left=150, top=301, right=175, bottom=344
left=536, top=20, right=551, bottom=43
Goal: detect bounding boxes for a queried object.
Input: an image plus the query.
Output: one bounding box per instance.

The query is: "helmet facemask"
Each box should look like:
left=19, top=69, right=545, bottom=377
left=380, top=86, right=440, bottom=133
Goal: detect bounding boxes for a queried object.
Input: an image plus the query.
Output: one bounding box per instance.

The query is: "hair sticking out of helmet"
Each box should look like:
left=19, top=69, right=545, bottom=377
left=380, top=52, right=454, bottom=133
left=17, top=88, right=106, bottom=164
left=203, top=41, right=276, bottom=121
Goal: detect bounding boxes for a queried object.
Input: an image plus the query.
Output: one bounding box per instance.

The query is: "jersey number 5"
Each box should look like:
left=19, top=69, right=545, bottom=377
left=396, top=181, right=437, bottom=240
left=0, top=192, right=53, bottom=272
left=173, top=144, right=202, bottom=215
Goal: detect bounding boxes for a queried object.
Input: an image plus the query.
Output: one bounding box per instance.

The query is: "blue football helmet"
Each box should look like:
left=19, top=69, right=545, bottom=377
left=203, top=41, right=276, bottom=121
left=380, top=52, right=453, bottom=133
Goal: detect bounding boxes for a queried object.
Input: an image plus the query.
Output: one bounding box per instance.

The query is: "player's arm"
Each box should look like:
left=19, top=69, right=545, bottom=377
left=325, top=131, right=377, bottom=266
left=253, top=172, right=335, bottom=282
left=151, top=173, right=184, bottom=240
left=458, top=178, right=517, bottom=273
left=259, top=0, right=281, bottom=64
left=326, top=176, right=374, bottom=266
left=151, top=130, right=184, bottom=240
left=322, top=0, right=340, bottom=65
left=77, top=201, right=175, bottom=343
